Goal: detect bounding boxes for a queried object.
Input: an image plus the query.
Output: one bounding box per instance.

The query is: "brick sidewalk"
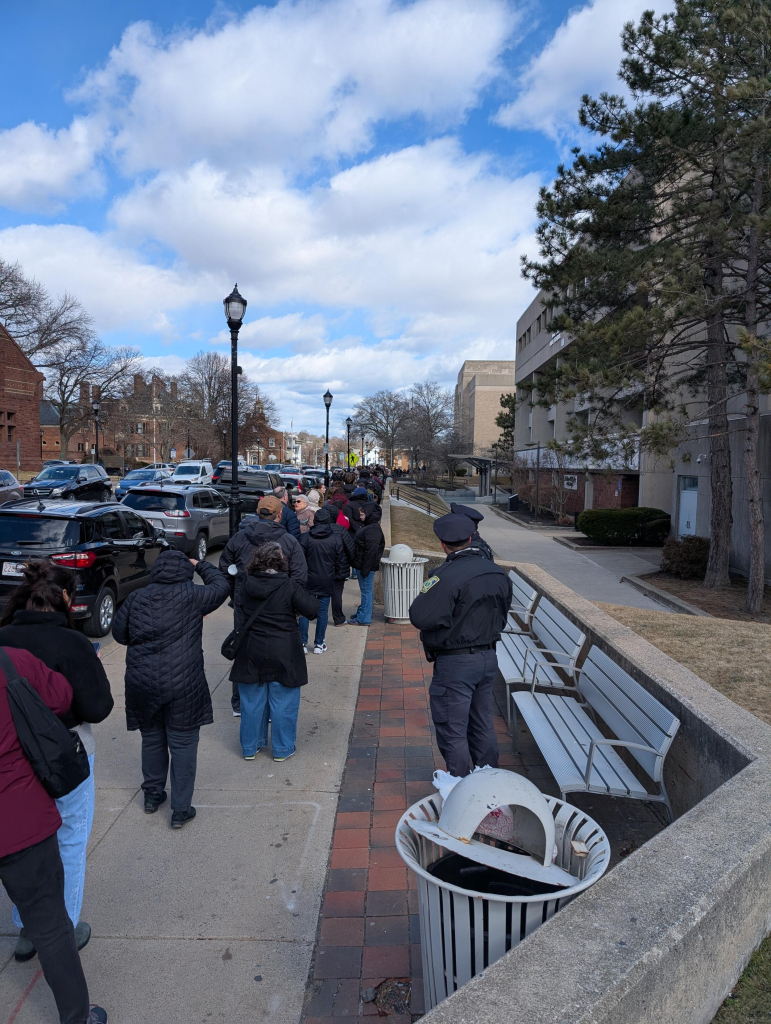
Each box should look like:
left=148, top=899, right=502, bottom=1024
left=304, top=620, right=515, bottom=1022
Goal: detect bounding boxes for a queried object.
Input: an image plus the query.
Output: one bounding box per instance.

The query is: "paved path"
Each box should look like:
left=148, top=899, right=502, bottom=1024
left=0, top=565, right=368, bottom=1024
left=476, top=512, right=667, bottom=611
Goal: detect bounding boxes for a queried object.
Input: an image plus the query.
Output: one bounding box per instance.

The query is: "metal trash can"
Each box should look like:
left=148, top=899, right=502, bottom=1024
left=381, top=546, right=428, bottom=623
left=396, top=769, right=610, bottom=1010
left=508, top=493, right=520, bottom=512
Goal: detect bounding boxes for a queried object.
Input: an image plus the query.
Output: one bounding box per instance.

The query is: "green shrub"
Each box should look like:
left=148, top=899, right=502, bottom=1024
left=454, top=467, right=467, bottom=477
left=660, top=536, right=710, bottom=578
left=639, top=517, right=672, bottom=545
left=577, top=507, right=671, bottom=545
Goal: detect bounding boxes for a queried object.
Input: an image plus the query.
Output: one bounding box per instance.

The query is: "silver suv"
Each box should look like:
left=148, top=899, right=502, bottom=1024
left=121, top=484, right=229, bottom=560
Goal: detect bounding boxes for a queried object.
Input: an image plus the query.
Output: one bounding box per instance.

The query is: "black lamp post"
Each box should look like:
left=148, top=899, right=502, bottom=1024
left=345, top=416, right=352, bottom=468
left=91, top=399, right=100, bottom=465
left=323, top=390, right=333, bottom=487
left=224, top=284, right=247, bottom=536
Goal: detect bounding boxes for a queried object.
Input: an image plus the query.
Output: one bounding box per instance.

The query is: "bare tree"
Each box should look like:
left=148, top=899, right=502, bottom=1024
left=0, top=256, right=94, bottom=358
left=351, top=390, right=411, bottom=467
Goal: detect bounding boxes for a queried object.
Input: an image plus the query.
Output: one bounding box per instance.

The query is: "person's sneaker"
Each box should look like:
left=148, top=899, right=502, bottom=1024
left=334, top=620, right=349, bottom=626
left=143, top=791, right=167, bottom=814
left=75, top=921, right=91, bottom=950
left=244, top=750, right=260, bottom=760
left=171, top=807, right=197, bottom=829
left=232, top=709, right=241, bottom=717
left=87, top=1006, right=108, bottom=1024
left=14, top=929, right=36, bottom=962
left=313, top=642, right=328, bottom=654
left=303, top=645, right=308, bottom=654
left=273, top=751, right=295, bottom=762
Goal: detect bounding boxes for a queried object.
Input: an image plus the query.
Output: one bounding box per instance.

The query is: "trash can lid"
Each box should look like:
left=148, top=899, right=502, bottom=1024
left=408, top=768, right=575, bottom=888
left=388, top=543, right=414, bottom=562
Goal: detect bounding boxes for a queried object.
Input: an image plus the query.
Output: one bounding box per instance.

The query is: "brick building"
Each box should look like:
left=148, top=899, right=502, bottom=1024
left=0, top=323, right=45, bottom=473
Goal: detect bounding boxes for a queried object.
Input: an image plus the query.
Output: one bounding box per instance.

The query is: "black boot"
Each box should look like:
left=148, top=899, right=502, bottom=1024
left=144, top=790, right=167, bottom=814
left=171, top=807, right=197, bottom=829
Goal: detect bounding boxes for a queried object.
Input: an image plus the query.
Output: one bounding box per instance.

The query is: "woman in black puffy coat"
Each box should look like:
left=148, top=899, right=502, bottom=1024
left=112, top=549, right=229, bottom=828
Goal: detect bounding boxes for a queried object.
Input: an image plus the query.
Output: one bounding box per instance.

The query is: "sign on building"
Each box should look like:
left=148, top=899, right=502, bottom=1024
left=563, top=474, right=579, bottom=491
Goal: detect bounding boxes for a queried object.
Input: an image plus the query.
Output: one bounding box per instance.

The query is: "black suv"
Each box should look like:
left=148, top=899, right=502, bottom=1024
left=0, top=499, right=167, bottom=636
left=24, top=464, right=112, bottom=502
left=212, top=466, right=283, bottom=514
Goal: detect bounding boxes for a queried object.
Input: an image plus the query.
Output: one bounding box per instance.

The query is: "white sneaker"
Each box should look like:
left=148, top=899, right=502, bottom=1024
left=303, top=645, right=308, bottom=654
left=232, top=710, right=241, bottom=717
left=313, top=643, right=328, bottom=654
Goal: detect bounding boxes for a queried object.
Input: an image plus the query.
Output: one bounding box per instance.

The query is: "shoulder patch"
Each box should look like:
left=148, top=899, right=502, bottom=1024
left=421, top=575, right=440, bottom=594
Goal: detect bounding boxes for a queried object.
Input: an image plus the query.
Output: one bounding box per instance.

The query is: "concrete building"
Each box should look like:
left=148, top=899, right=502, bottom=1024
left=453, top=360, right=516, bottom=454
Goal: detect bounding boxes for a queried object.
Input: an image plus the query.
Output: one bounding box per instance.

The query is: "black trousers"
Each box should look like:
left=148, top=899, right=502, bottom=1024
left=140, top=713, right=200, bottom=812
left=331, top=578, right=347, bottom=625
left=429, top=650, right=499, bottom=777
left=0, top=834, right=90, bottom=1024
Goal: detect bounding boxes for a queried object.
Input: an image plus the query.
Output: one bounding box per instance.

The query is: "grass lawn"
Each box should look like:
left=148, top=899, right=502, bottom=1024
left=598, top=602, right=771, bottom=1023
left=390, top=506, right=443, bottom=552
left=642, top=573, right=771, bottom=623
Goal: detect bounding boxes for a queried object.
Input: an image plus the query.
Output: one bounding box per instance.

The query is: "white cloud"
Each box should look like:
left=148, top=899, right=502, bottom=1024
left=0, top=224, right=215, bottom=331
left=213, top=312, right=329, bottom=351
left=0, top=117, right=106, bottom=211
left=495, top=0, right=652, bottom=140
left=75, top=0, right=516, bottom=174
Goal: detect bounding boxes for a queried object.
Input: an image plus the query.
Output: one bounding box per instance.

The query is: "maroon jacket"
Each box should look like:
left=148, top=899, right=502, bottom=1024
left=0, top=647, right=73, bottom=858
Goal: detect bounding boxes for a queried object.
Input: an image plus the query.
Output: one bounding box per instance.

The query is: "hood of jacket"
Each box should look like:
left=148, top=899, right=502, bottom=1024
left=243, top=571, right=290, bottom=600
left=150, top=548, right=195, bottom=584
left=362, top=502, right=382, bottom=526
left=241, top=517, right=286, bottom=544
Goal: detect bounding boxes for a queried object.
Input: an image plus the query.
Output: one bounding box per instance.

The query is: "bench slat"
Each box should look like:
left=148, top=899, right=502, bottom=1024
left=497, top=633, right=565, bottom=687
left=531, top=599, right=586, bottom=663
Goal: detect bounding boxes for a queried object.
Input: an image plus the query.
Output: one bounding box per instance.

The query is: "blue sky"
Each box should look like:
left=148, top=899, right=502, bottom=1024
left=0, top=0, right=654, bottom=434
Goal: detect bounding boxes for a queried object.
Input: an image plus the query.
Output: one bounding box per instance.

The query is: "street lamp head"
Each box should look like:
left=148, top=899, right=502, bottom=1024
left=323, top=389, right=333, bottom=408
left=346, top=416, right=353, bottom=429
left=223, top=284, right=247, bottom=324
left=91, top=399, right=100, bottom=415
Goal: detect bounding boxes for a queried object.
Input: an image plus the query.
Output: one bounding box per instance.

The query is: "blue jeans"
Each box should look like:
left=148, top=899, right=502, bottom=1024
left=13, top=752, right=95, bottom=930
left=239, top=681, right=302, bottom=758
left=353, top=569, right=374, bottom=624
left=299, top=595, right=330, bottom=647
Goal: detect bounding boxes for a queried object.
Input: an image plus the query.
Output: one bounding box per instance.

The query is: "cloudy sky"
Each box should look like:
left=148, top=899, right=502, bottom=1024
left=0, top=0, right=655, bottom=434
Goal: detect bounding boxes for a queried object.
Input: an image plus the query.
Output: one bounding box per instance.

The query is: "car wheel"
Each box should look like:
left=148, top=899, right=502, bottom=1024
left=195, top=533, right=208, bottom=561
left=83, top=586, right=116, bottom=637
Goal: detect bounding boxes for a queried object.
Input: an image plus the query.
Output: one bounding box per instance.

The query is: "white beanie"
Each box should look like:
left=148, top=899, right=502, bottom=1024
left=307, top=488, right=321, bottom=507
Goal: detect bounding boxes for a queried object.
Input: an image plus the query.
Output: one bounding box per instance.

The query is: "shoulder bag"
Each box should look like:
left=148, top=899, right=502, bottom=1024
left=221, top=589, right=278, bottom=660
left=1, top=647, right=91, bottom=799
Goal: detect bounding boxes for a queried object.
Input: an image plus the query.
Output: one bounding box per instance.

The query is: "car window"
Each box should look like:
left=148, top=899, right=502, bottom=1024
left=191, top=492, right=201, bottom=508
left=123, top=491, right=185, bottom=512
left=174, top=465, right=200, bottom=476
left=0, top=515, right=81, bottom=547
left=98, top=511, right=126, bottom=540
left=36, top=466, right=79, bottom=481
left=122, top=509, right=152, bottom=538
left=210, top=490, right=227, bottom=509
left=0, top=472, right=11, bottom=484
left=198, top=491, right=214, bottom=509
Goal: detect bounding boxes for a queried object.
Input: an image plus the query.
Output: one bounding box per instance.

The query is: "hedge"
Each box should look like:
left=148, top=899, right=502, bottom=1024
left=660, top=536, right=710, bottom=578
left=576, top=506, right=671, bottom=545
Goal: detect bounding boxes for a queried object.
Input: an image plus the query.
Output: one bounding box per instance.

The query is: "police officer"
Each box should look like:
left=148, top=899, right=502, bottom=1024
left=449, top=502, right=494, bottom=560
left=409, top=513, right=512, bottom=777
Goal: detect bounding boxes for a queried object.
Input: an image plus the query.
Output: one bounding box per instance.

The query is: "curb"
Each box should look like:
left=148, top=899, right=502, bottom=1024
left=620, top=574, right=713, bottom=617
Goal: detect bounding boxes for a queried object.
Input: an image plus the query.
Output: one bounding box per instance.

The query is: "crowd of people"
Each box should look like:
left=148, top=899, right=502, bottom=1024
left=0, top=464, right=387, bottom=1024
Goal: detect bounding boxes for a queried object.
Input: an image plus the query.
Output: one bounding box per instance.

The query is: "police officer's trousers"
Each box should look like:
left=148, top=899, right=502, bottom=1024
left=429, top=649, right=499, bottom=777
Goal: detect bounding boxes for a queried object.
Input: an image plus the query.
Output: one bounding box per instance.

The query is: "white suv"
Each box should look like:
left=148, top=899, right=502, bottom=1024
left=172, top=460, right=214, bottom=485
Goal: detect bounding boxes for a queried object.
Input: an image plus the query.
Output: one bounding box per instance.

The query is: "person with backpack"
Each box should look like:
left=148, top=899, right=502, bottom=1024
left=112, top=549, right=229, bottom=828
left=0, top=644, right=109, bottom=1024
left=350, top=501, right=385, bottom=626
left=0, top=560, right=113, bottom=964
left=230, top=543, right=319, bottom=761
left=298, top=507, right=350, bottom=651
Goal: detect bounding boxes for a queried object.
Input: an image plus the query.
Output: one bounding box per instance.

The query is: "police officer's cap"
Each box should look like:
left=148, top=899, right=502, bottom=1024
left=449, top=502, right=484, bottom=524
left=433, top=513, right=476, bottom=544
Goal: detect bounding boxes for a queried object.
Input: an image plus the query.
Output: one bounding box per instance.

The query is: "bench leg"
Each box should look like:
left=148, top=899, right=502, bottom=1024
left=511, top=697, right=518, bottom=753
left=505, top=681, right=513, bottom=731
left=659, top=781, right=674, bottom=824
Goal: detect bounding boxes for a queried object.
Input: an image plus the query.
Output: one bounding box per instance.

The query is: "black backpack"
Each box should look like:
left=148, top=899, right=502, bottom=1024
left=0, top=647, right=91, bottom=799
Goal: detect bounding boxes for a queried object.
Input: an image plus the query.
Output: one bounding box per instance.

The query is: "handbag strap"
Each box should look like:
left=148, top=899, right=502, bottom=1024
left=0, top=646, right=20, bottom=684
left=231, top=579, right=288, bottom=655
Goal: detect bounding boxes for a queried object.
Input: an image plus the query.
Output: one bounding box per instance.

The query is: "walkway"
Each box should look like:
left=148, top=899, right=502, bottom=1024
left=0, top=568, right=368, bottom=1024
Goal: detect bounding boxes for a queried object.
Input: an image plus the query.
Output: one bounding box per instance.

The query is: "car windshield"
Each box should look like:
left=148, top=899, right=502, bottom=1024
left=124, top=470, right=155, bottom=480
left=174, top=466, right=201, bottom=476
left=0, top=516, right=81, bottom=547
left=33, top=467, right=79, bottom=481
left=122, top=491, right=185, bottom=511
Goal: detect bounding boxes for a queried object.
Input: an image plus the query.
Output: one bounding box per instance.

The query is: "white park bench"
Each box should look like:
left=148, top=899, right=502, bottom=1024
left=497, top=595, right=587, bottom=730
left=504, top=570, right=539, bottom=633
left=512, top=646, right=680, bottom=821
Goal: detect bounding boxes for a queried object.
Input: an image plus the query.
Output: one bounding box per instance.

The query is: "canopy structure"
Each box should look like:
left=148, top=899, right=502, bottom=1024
left=448, top=455, right=492, bottom=496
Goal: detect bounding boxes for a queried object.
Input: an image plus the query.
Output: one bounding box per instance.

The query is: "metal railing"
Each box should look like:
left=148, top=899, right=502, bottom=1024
left=393, top=486, right=447, bottom=518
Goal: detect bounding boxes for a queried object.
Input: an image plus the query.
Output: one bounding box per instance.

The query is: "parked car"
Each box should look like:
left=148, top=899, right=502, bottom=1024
left=0, top=498, right=167, bottom=636
left=211, top=459, right=248, bottom=485
left=263, top=462, right=284, bottom=471
left=0, top=470, right=23, bottom=505
left=121, top=484, right=229, bottom=560
left=23, top=464, right=112, bottom=502
left=115, top=467, right=171, bottom=501
left=146, top=462, right=176, bottom=472
left=211, top=466, right=283, bottom=514
left=171, top=460, right=214, bottom=485
left=279, top=471, right=316, bottom=494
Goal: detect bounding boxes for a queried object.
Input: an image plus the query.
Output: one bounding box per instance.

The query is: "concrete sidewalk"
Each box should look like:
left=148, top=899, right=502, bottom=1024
left=0, top=571, right=368, bottom=1024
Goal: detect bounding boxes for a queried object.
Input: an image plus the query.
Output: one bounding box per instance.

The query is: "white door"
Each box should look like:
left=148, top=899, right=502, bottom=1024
left=678, top=478, right=699, bottom=537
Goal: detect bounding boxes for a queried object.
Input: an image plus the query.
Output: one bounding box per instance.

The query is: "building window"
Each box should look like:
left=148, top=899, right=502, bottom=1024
left=77, top=443, right=84, bottom=452
left=6, top=426, right=14, bottom=443
left=269, top=438, right=275, bottom=447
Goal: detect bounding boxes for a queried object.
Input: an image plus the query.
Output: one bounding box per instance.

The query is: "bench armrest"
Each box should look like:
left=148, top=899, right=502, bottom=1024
left=584, top=738, right=661, bottom=786
left=522, top=646, right=573, bottom=681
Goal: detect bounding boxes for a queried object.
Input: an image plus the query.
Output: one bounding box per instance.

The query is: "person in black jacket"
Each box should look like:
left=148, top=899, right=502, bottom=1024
left=409, top=513, right=513, bottom=777
left=0, top=560, right=113, bottom=964
left=231, top=543, right=319, bottom=761
left=112, top=549, right=229, bottom=827
left=350, top=502, right=385, bottom=626
left=298, top=508, right=349, bottom=652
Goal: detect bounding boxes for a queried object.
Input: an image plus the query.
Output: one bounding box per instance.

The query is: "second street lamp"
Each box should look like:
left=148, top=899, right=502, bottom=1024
left=91, top=399, right=100, bottom=466
left=346, top=416, right=352, bottom=468
left=224, top=284, right=247, bottom=537
left=323, top=389, right=333, bottom=488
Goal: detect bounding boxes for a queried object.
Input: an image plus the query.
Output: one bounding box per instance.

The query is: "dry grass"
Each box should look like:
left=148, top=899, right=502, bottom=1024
left=597, top=603, right=771, bottom=726
left=642, top=573, right=771, bottom=624
left=712, top=939, right=771, bottom=1022
left=390, top=506, right=443, bottom=553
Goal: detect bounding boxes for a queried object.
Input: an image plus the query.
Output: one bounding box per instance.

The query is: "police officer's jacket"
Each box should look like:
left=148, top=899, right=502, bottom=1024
left=409, top=547, right=513, bottom=654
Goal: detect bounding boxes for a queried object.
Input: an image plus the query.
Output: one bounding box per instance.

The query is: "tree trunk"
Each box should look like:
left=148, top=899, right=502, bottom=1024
left=703, top=307, right=733, bottom=590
